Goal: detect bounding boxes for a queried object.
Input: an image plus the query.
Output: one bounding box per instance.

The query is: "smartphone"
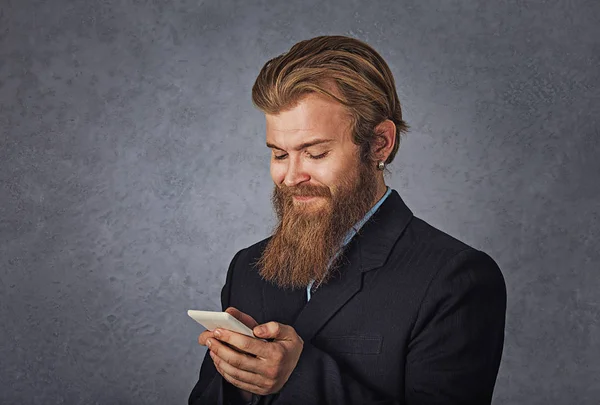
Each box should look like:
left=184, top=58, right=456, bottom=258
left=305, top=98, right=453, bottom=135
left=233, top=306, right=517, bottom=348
left=187, top=310, right=257, bottom=338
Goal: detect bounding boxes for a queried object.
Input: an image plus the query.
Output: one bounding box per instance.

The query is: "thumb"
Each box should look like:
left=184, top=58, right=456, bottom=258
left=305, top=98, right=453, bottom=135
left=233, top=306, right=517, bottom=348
left=225, top=307, right=258, bottom=329
left=254, top=321, right=293, bottom=340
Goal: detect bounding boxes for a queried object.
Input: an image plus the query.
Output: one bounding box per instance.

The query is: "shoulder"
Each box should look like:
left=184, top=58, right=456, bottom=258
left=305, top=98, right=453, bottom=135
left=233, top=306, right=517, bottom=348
left=223, top=237, right=272, bottom=289
left=229, top=237, right=272, bottom=268
left=409, top=216, right=506, bottom=298
left=407, top=216, right=471, bottom=253
left=390, top=217, right=507, bottom=335
left=381, top=215, right=505, bottom=296
left=401, top=215, right=499, bottom=265
left=221, top=237, right=272, bottom=310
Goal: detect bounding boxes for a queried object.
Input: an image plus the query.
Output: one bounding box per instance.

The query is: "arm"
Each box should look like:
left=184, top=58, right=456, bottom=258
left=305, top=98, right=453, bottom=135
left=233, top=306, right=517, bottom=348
left=405, top=249, right=507, bottom=404
left=208, top=319, right=397, bottom=405
left=189, top=250, right=258, bottom=405
left=271, top=342, right=400, bottom=405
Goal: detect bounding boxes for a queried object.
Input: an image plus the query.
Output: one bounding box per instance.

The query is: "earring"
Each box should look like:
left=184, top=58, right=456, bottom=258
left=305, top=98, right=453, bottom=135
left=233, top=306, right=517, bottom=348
left=377, top=161, right=385, bottom=171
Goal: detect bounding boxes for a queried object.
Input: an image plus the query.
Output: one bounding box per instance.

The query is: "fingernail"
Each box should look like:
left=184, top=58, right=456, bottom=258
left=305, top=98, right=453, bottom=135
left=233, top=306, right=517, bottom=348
left=206, top=339, right=212, bottom=348
left=209, top=351, right=215, bottom=358
left=213, top=329, right=221, bottom=338
left=256, top=326, right=265, bottom=335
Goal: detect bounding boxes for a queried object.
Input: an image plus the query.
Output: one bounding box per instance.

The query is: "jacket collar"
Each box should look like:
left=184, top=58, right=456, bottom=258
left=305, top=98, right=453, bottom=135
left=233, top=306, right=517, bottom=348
left=357, top=189, right=414, bottom=272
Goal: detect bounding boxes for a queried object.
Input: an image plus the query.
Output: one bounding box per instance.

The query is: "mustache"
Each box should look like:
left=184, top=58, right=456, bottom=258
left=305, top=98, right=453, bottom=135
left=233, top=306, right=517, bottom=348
left=277, top=184, right=332, bottom=198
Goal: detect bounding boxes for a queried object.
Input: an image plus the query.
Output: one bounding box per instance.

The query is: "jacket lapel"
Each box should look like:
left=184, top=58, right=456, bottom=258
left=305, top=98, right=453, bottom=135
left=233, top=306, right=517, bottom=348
left=292, top=245, right=363, bottom=342
left=292, top=190, right=414, bottom=342
left=358, top=190, right=414, bottom=273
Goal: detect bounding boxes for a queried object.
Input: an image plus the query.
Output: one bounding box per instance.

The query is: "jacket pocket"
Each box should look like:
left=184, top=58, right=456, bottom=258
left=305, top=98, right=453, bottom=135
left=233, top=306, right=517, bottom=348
left=313, top=335, right=383, bottom=355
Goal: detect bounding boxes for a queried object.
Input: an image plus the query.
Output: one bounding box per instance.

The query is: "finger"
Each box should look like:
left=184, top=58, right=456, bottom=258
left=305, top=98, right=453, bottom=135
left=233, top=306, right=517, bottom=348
left=213, top=328, right=270, bottom=359
left=198, top=330, right=215, bottom=346
left=225, top=307, right=259, bottom=329
left=254, top=322, right=297, bottom=341
left=208, top=337, right=261, bottom=374
left=215, top=358, right=271, bottom=396
left=210, top=350, right=266, bottom=391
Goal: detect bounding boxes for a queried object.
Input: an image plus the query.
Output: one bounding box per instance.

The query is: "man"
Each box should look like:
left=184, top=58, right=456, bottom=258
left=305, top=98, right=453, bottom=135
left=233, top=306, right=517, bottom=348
left=189, top=35, right=506, bottom=405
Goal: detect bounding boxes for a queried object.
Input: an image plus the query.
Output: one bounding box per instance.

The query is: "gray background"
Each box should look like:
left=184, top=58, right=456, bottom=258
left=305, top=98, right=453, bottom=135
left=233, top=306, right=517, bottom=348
left=1, top=0, right=598, bottom=404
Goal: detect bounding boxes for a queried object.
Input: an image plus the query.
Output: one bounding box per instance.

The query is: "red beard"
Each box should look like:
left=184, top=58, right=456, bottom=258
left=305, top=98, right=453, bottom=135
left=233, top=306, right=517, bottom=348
left=257, top=161, right=379, bottom=289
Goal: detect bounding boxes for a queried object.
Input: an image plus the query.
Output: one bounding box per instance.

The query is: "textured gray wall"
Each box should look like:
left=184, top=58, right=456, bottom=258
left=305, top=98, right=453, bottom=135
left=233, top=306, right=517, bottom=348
left=1, top=0, right=598, bottom=404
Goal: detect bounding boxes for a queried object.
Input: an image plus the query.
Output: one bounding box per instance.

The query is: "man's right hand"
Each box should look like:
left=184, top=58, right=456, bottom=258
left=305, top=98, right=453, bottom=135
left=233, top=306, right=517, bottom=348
left=198, top=307, right=259, bottom=402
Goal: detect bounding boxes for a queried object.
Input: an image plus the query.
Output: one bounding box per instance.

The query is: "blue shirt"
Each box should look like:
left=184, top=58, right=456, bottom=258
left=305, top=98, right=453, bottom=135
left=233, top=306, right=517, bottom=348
left=306, top=187, right=392, bottom=301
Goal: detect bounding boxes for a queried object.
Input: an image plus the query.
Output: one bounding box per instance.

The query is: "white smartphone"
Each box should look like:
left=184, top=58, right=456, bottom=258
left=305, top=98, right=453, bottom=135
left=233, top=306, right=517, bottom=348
left=187, top=310, right=257, bottom=338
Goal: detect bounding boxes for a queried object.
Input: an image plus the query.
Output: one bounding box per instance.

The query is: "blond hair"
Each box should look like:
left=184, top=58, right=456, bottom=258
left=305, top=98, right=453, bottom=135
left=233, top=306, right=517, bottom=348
left=251, top=35, right=409, bottom=164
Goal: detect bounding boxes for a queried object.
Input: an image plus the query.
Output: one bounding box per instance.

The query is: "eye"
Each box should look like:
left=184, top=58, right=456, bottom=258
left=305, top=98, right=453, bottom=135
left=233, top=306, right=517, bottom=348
left=308, top=151, right=329, bottom=160
left=273, top=153, right=288, bottom=160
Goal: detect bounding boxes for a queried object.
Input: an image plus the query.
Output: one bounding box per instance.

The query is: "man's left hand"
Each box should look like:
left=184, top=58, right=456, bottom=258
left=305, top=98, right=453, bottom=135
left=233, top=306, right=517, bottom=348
left=207, top=321, right=304, bottom=395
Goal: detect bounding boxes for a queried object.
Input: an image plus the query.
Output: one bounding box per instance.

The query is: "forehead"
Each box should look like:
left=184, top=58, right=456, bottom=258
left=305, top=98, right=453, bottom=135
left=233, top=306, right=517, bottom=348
left=265, top=93, right=352, bottom=143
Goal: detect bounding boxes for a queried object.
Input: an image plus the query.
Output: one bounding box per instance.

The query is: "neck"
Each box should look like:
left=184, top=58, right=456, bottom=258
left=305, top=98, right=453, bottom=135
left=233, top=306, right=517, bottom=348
left=373, top=177, right=388, bottom=205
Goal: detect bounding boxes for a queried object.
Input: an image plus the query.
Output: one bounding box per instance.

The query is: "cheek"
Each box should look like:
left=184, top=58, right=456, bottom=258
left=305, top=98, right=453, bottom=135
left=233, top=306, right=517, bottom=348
left=311, top=165, right=341, bottom=189
left=321, top=159, right=359, bottom=191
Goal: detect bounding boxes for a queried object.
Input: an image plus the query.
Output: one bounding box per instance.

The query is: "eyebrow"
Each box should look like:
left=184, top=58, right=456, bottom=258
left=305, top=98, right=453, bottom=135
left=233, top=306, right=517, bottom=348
left=266, top=138, right=334, bottom=152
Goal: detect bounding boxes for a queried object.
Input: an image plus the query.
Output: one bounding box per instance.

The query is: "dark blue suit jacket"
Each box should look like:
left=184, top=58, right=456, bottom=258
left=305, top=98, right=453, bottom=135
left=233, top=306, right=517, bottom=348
left=189, top=190, right=507, bottom=404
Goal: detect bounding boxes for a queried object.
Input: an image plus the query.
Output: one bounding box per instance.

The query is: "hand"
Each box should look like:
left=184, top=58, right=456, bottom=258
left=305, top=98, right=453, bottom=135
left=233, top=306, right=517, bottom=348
left=198, top=307, right=259, bottom=401
left=198, top=307, right=259, bottom=347
left=205, top=312, right=304, bottom=395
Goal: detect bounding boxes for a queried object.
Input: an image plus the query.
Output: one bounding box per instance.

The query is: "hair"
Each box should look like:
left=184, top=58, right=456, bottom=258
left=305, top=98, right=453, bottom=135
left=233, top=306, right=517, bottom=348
left=251, top=35, right=409, bottom=164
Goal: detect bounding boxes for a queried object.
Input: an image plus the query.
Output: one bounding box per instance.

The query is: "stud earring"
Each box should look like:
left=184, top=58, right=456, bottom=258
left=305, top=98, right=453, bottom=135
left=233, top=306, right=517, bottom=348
left=377, top=161, right=385, bottom=171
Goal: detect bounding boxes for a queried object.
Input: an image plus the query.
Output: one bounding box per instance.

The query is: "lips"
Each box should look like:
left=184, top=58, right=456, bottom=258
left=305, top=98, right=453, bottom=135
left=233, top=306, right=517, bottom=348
left=293, top=195, right=317, bottom=201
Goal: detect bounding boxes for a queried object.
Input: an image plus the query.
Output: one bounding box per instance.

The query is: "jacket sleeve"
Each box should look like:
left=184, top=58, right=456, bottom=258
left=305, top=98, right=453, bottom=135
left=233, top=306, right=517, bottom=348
left=264, top=249, right=506, bottom=405
left=404, top=248, right=507, bottom=405
left=189, top=250, right=256, bottom=405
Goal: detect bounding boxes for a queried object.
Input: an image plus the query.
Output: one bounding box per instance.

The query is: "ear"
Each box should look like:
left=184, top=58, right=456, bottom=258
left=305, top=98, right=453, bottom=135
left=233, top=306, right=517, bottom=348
left=373, top=119, right=396, bottom=162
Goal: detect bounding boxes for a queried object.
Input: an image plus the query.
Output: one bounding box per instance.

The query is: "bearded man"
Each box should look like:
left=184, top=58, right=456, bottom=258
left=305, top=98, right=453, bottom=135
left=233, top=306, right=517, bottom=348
left=189, top=35, right=506, bottom=405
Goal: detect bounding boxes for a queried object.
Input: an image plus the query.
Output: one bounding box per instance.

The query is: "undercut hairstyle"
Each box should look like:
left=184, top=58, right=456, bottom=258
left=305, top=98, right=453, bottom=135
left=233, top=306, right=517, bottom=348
left=251, top=35, right=409, bottom=164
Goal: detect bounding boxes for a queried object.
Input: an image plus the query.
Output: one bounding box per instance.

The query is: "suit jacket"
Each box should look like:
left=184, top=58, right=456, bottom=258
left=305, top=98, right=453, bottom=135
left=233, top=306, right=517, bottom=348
left=189, top=190, right=507, bottom=405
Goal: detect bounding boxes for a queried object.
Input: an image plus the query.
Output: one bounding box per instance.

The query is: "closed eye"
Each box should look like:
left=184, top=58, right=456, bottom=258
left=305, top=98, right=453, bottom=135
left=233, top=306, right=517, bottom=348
left=273, top=151, right=329, bottom=160
left=308, top=152, right=329, bottom=160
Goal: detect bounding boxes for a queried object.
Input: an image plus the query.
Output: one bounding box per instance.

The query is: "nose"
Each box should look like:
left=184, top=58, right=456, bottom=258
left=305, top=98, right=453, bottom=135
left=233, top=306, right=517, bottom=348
left=283, top=156, right=310, bottom=187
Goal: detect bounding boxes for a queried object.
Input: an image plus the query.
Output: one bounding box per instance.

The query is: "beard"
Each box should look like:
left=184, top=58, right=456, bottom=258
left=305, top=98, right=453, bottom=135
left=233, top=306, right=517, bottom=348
left=256, top=161, right=380, bottom=290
